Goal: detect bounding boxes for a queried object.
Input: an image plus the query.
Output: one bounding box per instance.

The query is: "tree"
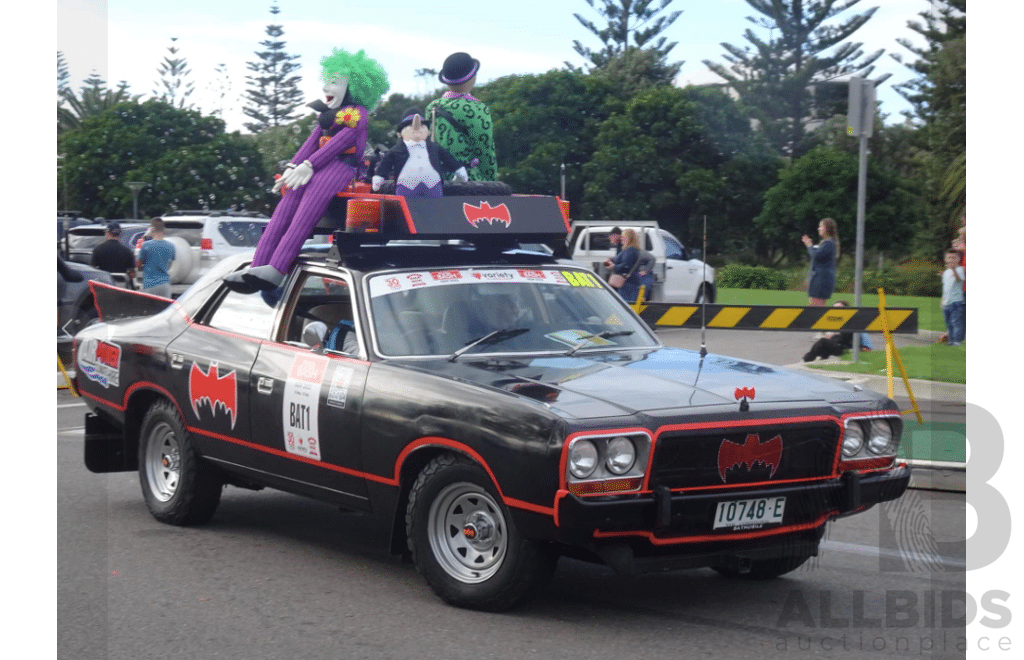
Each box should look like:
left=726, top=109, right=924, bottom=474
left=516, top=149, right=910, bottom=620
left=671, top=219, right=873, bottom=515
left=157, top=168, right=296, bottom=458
left=571, top=0, right=683, bottom=78
left=57, top=51, right=70, bottom=104
left=243, top=1, right=304, bottom=133
left=152, top=37, right=195, bottom=109
left=580, top=85, right=780, bottom=253
left=58, top=71, right=137, bottom=134
left=474, top=70, right=626, bottom=205
left=206, top=63, right=233, bottom=119
left=57, top=100, right=267, bottom=217
left=703, top=0, right=887, bottom=157
left=753, top=146, right=919, bottom=264
left=891, top=1, right=966, bottom=245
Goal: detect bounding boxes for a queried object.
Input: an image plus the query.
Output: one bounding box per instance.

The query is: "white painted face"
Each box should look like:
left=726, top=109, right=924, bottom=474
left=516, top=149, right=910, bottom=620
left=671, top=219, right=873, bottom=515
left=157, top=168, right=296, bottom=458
left=323, top=75, right=349, bottom=109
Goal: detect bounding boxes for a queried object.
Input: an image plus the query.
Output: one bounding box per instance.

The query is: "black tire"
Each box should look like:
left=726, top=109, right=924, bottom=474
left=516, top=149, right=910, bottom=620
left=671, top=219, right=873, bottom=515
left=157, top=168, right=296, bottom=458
left=713, top=554, right=811, bottom=580
left=138, top=400, right=222, bottom=526
left=443, top=181, right=511, bottom=196
left=406, top=453, right=557, bottom=611
left=695, top=283, right=714, bottom=304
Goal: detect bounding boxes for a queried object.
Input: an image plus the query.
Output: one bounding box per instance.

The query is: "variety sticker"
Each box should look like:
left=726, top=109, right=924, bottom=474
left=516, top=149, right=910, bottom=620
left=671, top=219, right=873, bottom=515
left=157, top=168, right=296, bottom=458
left=283, top=354, right=327, bottom=461
left=78, top=337, right=121, bottom=388
left=327, top=366, right=354, bottom=409
left=369, top=268, right=579, bottom=297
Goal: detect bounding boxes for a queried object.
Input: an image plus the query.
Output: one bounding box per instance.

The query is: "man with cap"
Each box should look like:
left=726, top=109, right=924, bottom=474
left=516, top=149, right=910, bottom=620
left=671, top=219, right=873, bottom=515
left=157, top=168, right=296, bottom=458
left=372, top=108, right=468, bottom=197
left=425, top=52, right=497, bottom=181
left=91, top=221, right=137, bottom=288
left=608, top=226, right=623, bottom=254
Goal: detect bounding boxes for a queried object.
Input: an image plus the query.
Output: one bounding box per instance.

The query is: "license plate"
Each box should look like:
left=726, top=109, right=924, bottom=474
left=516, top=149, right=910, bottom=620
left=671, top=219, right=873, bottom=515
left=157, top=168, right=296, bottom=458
left=713, top=496, right=786, bottom=529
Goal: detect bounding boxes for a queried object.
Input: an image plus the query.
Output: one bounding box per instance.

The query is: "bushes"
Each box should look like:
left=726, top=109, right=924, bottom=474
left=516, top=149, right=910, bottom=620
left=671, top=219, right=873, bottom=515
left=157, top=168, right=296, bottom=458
left=716, top=265, right=789, bottom=290
left=836, top=259, right=941, bottom=297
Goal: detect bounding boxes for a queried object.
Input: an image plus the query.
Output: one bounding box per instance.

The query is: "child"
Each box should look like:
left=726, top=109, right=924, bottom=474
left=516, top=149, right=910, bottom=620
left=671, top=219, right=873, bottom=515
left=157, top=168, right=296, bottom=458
left=941, top=249, right=966, bottom=347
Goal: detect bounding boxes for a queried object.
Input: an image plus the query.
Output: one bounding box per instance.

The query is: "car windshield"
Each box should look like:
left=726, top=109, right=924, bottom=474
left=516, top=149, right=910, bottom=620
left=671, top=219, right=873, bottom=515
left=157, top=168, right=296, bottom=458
left=367, top=267, right=659, bottom=357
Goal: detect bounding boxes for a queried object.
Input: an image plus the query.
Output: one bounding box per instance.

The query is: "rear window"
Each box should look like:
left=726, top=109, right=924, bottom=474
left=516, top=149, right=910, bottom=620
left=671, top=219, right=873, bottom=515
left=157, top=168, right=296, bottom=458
left=217, top=220, right=268, bottom=247
left=160, top=222, right=203, bottom=247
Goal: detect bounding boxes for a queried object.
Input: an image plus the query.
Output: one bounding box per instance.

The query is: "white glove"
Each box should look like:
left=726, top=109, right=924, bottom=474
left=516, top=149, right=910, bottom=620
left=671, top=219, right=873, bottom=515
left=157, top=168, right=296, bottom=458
left=275, top=161, right=314, bottom=192
left=372, top=175, right=385, bottom=191
left=453, top=167, right=469, bottom=183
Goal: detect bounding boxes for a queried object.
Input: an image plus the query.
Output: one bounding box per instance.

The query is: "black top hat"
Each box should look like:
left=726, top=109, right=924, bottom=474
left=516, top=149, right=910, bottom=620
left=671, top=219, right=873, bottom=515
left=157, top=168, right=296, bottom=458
left=439, top=52, right=480, bottom=85
left=397, top=107, right=429, bottom=132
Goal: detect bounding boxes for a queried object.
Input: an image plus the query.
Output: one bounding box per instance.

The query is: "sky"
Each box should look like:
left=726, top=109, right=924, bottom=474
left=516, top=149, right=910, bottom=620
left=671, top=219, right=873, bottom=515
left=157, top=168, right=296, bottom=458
left=56, top=0, right=943, bottom=134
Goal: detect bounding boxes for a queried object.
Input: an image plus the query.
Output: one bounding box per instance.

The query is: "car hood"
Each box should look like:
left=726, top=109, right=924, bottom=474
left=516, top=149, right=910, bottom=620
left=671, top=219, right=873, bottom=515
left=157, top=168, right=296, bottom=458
left=401, top=347, right=878, bottom=419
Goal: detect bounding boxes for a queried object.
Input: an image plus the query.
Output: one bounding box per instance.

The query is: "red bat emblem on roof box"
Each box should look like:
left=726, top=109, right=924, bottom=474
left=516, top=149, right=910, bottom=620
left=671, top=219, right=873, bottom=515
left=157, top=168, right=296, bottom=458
left=717, top=433, right=782, bottom=482
left=464, top=201, right=511, bottom=228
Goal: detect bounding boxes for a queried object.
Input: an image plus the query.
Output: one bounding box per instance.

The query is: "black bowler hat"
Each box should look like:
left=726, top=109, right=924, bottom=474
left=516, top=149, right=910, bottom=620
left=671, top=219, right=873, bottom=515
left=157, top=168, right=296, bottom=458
left=397, top=107, right=430, bottom=131
left=439, top=52, right=480, bottom=85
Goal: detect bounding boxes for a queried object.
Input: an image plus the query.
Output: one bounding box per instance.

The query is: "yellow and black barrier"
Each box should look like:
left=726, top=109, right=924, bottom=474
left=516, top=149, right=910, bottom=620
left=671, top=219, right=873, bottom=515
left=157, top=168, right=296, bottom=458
left=631, top=302, right=917, bottom=333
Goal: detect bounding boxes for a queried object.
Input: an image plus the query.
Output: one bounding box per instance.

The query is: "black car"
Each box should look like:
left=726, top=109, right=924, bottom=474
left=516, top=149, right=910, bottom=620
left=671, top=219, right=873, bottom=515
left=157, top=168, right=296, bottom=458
left=75, top=193, right=909, bottom=611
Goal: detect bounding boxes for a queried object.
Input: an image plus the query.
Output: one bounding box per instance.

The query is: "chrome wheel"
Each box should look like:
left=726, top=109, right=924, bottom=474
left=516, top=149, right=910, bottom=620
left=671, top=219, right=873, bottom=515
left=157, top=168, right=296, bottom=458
left=427, top=482, right=508, bottom=583
left=144, top=421, right=181, bottom=502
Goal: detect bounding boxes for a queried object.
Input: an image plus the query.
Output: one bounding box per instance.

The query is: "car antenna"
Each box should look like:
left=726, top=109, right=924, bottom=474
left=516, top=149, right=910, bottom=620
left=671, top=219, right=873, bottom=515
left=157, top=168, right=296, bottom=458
left=699, top=214, right=708, bottom=359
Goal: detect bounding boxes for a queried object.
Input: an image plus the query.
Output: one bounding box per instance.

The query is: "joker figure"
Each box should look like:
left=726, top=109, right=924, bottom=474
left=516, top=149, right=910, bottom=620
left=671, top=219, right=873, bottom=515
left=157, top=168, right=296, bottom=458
left=225, top=48, right=389, bottom=292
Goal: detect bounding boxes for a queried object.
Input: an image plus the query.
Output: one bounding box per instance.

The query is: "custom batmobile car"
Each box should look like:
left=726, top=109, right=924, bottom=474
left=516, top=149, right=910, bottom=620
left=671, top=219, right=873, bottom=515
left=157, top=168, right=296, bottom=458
left=76, top=193, right=910, bottom=611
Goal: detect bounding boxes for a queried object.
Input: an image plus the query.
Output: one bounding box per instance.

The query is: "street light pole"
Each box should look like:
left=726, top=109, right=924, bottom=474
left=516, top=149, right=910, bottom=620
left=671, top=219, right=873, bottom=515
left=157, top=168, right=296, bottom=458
left=125, top=181, right=147, bottom=219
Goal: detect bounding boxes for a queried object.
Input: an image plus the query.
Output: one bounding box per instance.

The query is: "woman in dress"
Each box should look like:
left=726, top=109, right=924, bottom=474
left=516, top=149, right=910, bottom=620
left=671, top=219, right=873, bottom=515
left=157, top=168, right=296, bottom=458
left=801, top=218, right=839, bottom=306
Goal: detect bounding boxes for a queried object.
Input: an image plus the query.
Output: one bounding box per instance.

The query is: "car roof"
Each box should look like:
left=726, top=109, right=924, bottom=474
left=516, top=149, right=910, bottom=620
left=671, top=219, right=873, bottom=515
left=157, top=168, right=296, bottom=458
left=295, top=242, right=560, bottom=274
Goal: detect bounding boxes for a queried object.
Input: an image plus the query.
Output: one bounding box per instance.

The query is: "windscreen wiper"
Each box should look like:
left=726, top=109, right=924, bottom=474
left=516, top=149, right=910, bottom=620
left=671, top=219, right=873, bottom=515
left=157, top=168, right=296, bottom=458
left=448, top=328, right=531, bottom=362
left=564, top=330, right=635, bottom=356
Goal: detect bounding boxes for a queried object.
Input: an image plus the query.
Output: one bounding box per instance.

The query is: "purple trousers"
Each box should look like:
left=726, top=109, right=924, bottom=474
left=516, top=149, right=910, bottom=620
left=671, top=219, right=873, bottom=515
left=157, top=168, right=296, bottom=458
left=252, top=160, right=357, bottom=272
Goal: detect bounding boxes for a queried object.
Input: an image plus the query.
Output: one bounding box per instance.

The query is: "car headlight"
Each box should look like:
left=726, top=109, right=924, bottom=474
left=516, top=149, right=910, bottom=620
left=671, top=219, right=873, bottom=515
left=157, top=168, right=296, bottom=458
left=605, top=436, right=636, bottom=475
left=842, top=423, right=864, bottom=457
left=867, top=419, right=894, bottom=454
left=568, top=440, right=599, bottom=479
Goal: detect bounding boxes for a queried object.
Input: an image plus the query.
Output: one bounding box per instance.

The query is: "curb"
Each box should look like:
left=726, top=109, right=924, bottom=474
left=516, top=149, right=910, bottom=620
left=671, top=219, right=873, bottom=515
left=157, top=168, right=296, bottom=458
left=785, top=361, right=965, bottom=403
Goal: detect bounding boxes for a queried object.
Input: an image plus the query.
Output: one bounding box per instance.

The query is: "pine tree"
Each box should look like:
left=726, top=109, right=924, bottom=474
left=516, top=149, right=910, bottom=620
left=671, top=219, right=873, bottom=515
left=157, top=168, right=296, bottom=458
left=243, top=1, right=304, bottom=133
left=207, top=63, right=233, bottom=119
left=153, top=37, right=196, bottom=109
left=703, top=0, right=886, bottom=157
left=571, top=0, right=683, bottom=78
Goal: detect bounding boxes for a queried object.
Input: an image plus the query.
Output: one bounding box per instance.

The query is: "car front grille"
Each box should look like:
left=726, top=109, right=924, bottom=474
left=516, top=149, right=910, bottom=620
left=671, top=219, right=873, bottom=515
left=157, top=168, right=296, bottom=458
left=651, top=422, right=840, bottom=490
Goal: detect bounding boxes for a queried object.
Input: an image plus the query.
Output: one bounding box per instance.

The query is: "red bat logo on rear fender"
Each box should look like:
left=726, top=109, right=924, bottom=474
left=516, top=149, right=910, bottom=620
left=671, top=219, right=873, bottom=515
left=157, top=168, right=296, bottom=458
left=189, top=362, right=238, bottom=429
left=463, top=201, right=511, bottom=228
left=717, top=433, right=782, bottom=482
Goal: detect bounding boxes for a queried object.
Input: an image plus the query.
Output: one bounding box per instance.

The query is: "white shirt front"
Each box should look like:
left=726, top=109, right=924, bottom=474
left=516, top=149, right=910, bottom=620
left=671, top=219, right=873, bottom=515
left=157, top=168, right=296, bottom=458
left=397, top=140, right=441, bottom=189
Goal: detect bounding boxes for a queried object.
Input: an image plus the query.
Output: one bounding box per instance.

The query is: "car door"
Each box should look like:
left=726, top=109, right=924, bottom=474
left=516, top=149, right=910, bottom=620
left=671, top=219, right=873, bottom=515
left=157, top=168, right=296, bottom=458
left=660, top=229, right=701, bottom=302
left=166, top=284, right=280, bottom=464
left=247, top=268, right=372, bottom=510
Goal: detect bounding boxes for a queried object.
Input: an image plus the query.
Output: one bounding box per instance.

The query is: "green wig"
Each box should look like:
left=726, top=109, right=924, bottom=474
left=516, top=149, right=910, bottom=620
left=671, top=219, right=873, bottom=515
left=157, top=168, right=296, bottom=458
left=320, top=48, right=390, bottom=109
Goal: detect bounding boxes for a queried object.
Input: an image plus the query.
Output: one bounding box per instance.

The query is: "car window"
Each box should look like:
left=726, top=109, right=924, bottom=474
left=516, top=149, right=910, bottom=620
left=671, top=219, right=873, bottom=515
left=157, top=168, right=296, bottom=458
left=217, top=220, right=268, bottom=247
left=367, top=268, right=658, bottom=357
left=661, top=231, right=685, bottom=260
left=204, top=288, right=280, bottom=339
left=280, top=272, right=359, bottom=354
left=588, top=232, right=614, bottom=251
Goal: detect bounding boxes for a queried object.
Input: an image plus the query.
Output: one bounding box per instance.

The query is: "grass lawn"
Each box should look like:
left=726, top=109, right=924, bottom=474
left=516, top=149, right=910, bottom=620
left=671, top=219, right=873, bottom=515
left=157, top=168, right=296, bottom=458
left=716, top=288, right=945, bottom=333
left=804, top=344, right=966, bottom=384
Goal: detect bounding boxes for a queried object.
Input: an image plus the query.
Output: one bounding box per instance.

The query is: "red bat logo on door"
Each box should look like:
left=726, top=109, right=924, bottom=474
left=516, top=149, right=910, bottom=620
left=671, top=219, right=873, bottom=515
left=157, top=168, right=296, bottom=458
left=717, top=433, right=782, bottom=482
left=189, top=362, right=238, bottom=428
left=463, top=202, right=511, bottom=228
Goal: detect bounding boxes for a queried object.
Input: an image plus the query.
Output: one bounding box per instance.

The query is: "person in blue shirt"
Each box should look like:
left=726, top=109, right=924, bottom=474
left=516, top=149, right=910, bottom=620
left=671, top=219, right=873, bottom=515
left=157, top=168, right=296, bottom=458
left=136, top=218, right=176, bottom=298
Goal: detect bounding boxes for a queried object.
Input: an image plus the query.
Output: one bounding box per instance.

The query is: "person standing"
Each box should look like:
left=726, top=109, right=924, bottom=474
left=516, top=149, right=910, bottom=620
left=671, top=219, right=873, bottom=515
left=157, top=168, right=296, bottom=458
left=425, top=52, right=497, bottom=181
left=941, top=249, right=966, bottom=347
left=605, top=228, right=655, bottom=304
left=801, top=218, right=839, bottom=306
left=90, top=221, right=136, bottom=288
left=136, top=218, right=175, bottom=298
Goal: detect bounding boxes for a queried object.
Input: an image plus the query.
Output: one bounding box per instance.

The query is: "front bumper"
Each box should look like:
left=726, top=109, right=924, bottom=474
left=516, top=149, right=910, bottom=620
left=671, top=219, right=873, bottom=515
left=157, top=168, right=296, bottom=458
left=551, top=464, right=910, bottom=572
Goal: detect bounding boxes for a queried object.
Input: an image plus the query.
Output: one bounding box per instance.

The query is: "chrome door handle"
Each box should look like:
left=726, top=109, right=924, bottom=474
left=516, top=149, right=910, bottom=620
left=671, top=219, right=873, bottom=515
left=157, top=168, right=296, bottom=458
left=170, top=354, right=185, bottom=369
left=257, top=377, right=274, bottom=395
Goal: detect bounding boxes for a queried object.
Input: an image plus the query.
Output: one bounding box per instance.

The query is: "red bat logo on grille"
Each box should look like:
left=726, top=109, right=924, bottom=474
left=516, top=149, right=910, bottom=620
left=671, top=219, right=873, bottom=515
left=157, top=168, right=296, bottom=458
left=189, top=362, right=237, bottom=428
left=718, top=433, right=782, bottom=482
left=734, top=387, right=756, bottom=400
left=463, top=202, right=511, bottom=228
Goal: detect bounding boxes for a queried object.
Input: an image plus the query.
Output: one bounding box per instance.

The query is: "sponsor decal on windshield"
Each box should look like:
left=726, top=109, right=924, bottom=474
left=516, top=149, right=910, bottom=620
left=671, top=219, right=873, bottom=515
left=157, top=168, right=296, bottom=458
left=369, top=268, right=579, bottom=297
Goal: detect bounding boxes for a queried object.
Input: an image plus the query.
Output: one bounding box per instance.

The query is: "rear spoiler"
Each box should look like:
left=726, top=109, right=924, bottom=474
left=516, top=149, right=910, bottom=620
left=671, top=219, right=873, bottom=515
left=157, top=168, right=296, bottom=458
left=89, top=281, right=173, bottom=322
